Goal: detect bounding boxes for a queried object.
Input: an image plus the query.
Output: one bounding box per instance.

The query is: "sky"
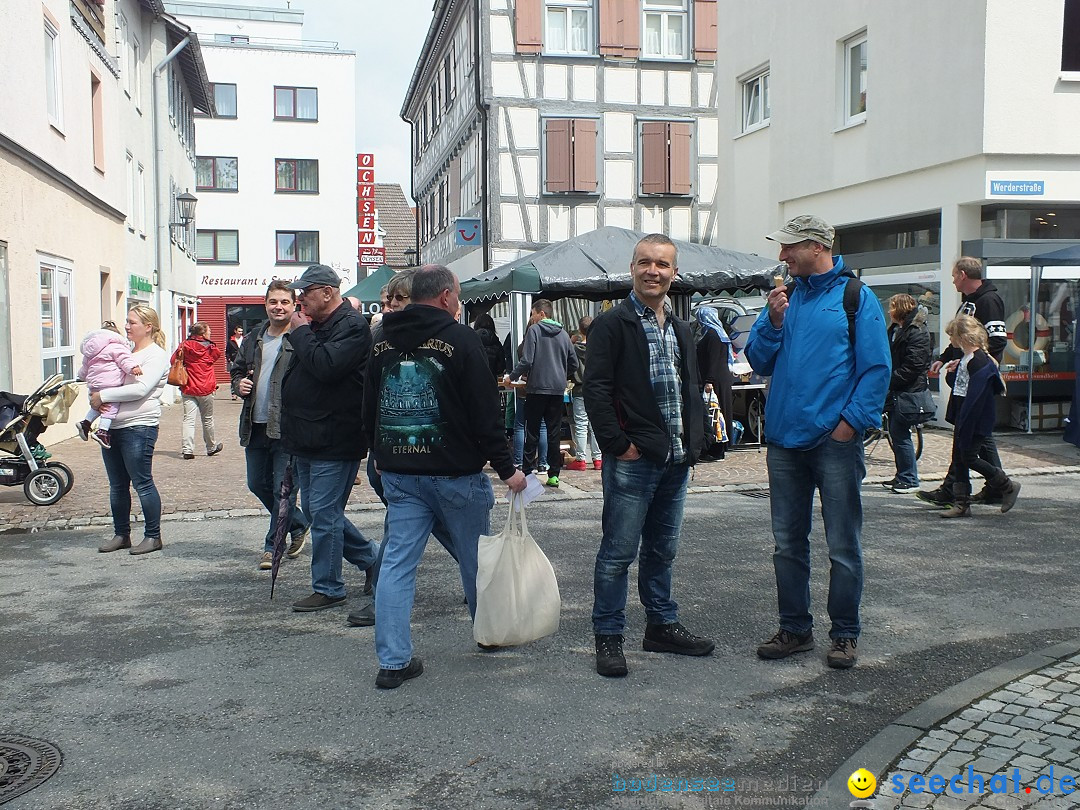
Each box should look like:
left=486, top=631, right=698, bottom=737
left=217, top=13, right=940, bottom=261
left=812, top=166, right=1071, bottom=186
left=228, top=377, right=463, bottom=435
left=235, top=0, right=436, bottom=198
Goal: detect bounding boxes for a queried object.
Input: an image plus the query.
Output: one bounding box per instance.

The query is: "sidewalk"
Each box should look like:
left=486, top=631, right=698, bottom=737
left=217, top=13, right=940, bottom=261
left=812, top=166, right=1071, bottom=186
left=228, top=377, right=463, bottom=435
left=1, top=390, right=1078, bottom=532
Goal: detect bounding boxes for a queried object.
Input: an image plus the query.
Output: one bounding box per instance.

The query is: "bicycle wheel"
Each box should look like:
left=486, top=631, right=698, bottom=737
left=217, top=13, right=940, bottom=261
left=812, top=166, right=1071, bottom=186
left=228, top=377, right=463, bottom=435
left=884, top=421, right=924, bottom=460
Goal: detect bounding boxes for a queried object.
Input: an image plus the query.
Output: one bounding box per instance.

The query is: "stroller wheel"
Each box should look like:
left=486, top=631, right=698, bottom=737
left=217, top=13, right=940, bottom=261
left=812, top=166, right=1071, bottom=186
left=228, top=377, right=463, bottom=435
left=45, top=461, right=74, bottom=494
left=24, top=468, right=65, bottom=506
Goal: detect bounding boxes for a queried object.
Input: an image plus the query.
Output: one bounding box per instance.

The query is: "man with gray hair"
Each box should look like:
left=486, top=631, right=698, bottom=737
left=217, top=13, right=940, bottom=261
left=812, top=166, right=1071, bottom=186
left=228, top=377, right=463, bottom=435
left=364, top=264, right=526, bottom=689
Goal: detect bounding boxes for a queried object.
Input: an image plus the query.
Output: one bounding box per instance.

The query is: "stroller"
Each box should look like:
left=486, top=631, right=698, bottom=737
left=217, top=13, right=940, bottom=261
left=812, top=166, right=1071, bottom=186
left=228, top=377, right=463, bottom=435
left=0, top=374, right=80, bottom=505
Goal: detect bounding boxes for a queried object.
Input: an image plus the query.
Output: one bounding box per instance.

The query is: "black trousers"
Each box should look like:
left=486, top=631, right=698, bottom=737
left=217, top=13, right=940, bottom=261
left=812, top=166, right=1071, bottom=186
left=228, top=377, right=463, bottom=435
left=523, top=393, right=565, bottom=476
left=942, top=433, right=1002, bottom=490
left=948, top=434, right=1006, bottom=490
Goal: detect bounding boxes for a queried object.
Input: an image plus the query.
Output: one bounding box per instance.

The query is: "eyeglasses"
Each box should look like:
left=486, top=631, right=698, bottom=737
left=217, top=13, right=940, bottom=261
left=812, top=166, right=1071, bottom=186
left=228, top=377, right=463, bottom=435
left=391, top=293, right=410, bottom=302
left=297, top=285, right=331, bottom=298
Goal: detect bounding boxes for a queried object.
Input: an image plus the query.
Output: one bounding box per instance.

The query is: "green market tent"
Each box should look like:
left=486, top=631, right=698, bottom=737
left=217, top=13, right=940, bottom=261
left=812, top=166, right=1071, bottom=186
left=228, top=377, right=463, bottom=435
left=459, top=226, right=783, bottom=303
left=343, top=264, right=396, bottom=303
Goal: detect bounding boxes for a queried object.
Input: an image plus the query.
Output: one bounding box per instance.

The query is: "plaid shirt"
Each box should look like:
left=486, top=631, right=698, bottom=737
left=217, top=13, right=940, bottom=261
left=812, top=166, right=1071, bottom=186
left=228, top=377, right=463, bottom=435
left=629, top=291, right=685, bottom=463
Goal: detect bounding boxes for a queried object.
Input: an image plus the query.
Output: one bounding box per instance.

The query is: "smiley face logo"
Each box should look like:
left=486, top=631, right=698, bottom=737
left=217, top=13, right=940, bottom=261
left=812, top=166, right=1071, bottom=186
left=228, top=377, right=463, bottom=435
left=847, top=768, right=876, bottom=798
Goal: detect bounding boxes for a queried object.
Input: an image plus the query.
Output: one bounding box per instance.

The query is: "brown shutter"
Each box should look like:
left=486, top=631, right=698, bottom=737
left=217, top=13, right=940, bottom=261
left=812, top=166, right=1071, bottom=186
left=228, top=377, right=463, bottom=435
left=598, top=0, right=622, bottom=56
left=571, top=119, right=598, bottom=192
left=619, top=0, right=639, bottom=57
left=693, top=0, right=718, bottom=61
left=669, top=122, right=692, bottom=195
left=545, top=119, right=572, bottom=193
left=640, top=122, right=668, bottom=194
left=449, top=156, right=461, bottom=218
left=515, top=0, right=543, bottom=54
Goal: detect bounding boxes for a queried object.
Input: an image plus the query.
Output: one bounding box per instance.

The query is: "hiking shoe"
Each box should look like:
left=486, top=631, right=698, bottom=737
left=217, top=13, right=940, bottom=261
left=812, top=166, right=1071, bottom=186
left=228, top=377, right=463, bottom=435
left=375, top=657, right=423, bottom=689
left=595, top=634, right=628, bottom=677
left=593, top=459, right=603, bottom=470
left=826, top=637, right=858, bottom=669
left=292, top=592, right=346, bottom=612
left=207, top=442, right=224, bottom=457
left=91, top=429, right=111, bottom=449
left=916, top=487, right=952, bottom=507
left=880, top=478, right=898, bottom=489
left=182, top=453, right=195, bottom=460
left=891, top=484, right=921, bottom=494
left=258, top=551, right=273, bottom=570
left=76, top=420, right=91, bottom=441
left=972, top=486, right=1004, bottom=506
left=643, top=622, right=715, bottom=656
left=756, top=629, right=814, bottom=660
left=545, top=475, right=560, bottom=488
left=347, top=603, right=375, bottom=627
left=566, top=459, right=588, bottom=471
left=1000, top=480, right=1021, bottom=513
left=287, top=527, right=308, bottom=558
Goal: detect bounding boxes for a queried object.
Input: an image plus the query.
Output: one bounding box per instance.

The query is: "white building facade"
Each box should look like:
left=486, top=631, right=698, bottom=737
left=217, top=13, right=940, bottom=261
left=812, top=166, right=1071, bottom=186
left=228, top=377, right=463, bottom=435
left=168, top=1, right=357, bottom=381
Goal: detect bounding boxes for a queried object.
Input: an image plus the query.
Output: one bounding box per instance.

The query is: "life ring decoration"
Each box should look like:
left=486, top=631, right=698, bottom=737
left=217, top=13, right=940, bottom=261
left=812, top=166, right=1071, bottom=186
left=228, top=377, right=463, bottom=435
left=1003, top=306, right=1051, bottom=363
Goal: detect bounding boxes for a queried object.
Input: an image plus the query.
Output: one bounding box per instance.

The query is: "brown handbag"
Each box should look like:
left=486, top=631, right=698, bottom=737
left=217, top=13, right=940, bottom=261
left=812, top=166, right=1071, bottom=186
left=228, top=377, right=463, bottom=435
left=168, top=347, right=188, bottom=387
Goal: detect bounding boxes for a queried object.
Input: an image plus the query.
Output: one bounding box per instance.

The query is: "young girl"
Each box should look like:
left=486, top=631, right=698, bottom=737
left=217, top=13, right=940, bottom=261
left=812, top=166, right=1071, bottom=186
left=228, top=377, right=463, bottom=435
left=76, top=321, right=142, bottom=449
left=939, top=315, right=1020, bottom=518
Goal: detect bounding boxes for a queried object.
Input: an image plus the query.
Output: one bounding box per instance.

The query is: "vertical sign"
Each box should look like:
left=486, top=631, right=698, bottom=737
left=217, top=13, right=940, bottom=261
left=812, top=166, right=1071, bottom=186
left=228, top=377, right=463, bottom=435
left=356, top=153, right=380, bottom=273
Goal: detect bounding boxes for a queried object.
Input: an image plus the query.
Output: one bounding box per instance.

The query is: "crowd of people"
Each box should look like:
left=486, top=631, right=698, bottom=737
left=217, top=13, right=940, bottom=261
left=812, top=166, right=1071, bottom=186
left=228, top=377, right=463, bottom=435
left=74, top=219, right=1026, bottom=688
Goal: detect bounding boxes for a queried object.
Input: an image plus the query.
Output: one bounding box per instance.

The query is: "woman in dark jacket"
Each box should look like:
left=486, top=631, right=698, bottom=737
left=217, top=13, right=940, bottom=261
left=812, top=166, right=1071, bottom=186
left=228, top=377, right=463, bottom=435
left=885, top=294, right=932, bottom=493
left=695, top=307, right=735, bottom=461
left=473, top=313, right=505, bottom=380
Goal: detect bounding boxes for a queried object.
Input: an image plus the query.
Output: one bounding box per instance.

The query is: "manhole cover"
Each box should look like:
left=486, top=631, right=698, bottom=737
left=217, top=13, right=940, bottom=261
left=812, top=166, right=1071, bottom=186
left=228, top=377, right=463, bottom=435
left=0, top=735, right=63, bottom=806
left=739, top=490, right=770, bottom=499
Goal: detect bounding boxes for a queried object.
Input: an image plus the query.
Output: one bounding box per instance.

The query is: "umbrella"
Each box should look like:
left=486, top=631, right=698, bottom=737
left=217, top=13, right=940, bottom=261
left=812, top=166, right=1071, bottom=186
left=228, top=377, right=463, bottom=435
left=269, top=458, right=295, bottom=599
left=343, top=264, right=397, bottom=303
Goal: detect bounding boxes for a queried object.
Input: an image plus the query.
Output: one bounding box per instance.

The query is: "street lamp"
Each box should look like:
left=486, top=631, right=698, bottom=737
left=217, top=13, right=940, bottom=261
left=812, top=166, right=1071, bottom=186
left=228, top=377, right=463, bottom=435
left=169, top=191, right=198, bottom=236
left=403, top=247, right=417, bottom=267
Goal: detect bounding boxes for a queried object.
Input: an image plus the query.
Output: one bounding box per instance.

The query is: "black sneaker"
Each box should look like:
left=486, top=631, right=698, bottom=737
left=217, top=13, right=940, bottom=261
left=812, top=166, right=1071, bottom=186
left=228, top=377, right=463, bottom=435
left=347, top=602, right=375, bottom=627
left=595, top=634, right=628, bottom=677
left=826, top=637, right=858, bottom=669
left=292, top=592, right=346, bottom=612
left=643, top=622, right=715, bottom=656
left=756, top=629, right=814, bottom=660
left=375, top=657, right=423, bottom=689
left=363, top=565, right=375, bottom=596
left=76, top=420, right=91, bottom=441
left=972, top=486, right=1004, bottom=505
left=207, top=442, right=224, bottom=457
left=916, top=487, right=952, bottom=507
left=879, top=478, right=898, bottom=489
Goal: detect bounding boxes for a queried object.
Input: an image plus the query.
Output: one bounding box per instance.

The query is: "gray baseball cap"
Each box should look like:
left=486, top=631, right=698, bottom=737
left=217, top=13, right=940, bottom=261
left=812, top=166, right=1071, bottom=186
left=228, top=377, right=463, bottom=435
left=288, top=264, right=340, bottom=290
left=765, top=215, right=835, bottom=249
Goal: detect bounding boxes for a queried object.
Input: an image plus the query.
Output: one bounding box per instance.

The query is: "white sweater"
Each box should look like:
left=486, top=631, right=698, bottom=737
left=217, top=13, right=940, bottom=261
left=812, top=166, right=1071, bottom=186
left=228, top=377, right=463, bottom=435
left=98, top=344, right=169, bottom=429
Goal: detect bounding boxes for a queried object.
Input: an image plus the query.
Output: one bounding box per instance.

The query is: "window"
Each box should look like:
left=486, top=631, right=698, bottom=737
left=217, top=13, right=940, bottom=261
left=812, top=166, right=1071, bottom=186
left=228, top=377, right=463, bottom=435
left=118, top=13, right=130, bottom=95
left=442, top=51, right=456, bottom=110
left=544, top=118, right=598, bottom=193
left=131, top=35, right=141, bottom=107
left=545, top=0, right=593, bottom=55
left=741, top=68, right=770, bottom=132
left=196, top=230, right=239, bottom=263
left=215, top=34, right=249, bottom=44
left=642, top=0, right=688, bottom=60
left=44, top=17, right=63, bottom=129
left=639, top=121, right=692, bottom=196
left=844, top=32, right=867, bottom=124
left=136, top=164, right=146, bottom=234
left=275, top=158, right=319, bottom=193
left=1064, top=0, right=1080, bottom=70
left=125, top=153, right=135, bottom=230
left=274, top=86, right=317, bottom=121
left=276, top=231, right=319, bottom=264
left=205, top=83, right=236, bottom=118
left=196, top=156, right=239, bottom=191
left=91, top=72, right=104, bottom=172
left=40, top=259, right=74, bottom=379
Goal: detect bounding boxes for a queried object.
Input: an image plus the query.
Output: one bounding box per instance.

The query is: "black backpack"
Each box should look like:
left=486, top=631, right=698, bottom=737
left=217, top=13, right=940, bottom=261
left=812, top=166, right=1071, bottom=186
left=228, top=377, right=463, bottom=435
left=784, top=271, right=863, bottom=346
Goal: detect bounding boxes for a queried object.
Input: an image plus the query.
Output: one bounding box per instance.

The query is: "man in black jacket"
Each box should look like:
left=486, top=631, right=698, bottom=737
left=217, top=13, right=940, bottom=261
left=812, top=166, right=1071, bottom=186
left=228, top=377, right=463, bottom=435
left=282, top=264, right=378, bottom=613
left=584, top=234, right=714, bottom=679
left=364, top=265, right=526, bottom=689
left=919, top=257, right=1007, bottom=506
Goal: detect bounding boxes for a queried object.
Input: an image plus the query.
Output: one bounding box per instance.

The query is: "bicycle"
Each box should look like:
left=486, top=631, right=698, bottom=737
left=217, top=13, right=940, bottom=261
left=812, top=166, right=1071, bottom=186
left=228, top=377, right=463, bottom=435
left=863, top=409, right=924, bottom=460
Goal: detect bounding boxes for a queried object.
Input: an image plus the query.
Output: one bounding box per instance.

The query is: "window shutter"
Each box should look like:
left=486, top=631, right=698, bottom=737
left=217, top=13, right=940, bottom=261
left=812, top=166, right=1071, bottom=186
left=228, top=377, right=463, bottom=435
left=598, top=0, right=622, bottom=56
left=668, top=122, right=692, bottom=195
left=449, top=156, right=461, bottom=218
left=545, top=119, right=572, bottom=193
left=515, top=0, right=543, bottom=54
left=619, top=0, right=639, bottom=57
left=571, top=119, right=598, bottom=192
left=640, top=122, right=668, bottom=194
left=693, top=0, right=717, bottom=61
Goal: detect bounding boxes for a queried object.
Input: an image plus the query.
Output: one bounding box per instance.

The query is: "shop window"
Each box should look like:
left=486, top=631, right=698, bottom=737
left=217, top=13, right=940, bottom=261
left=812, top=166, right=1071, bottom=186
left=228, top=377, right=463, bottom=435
left=40, top=259, right=75, bottom=379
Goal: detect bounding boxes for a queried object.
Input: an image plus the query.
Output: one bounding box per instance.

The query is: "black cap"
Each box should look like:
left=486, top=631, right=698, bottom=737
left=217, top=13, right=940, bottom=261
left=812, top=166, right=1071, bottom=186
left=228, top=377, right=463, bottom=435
left=288, top=264, right=340, bottom=290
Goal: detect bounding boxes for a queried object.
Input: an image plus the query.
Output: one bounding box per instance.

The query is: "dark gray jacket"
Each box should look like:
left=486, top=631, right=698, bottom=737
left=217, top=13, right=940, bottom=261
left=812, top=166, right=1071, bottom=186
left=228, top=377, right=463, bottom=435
left=231, top=322, right=294, bottom=446
left=510, top=320, right=578, bottom=395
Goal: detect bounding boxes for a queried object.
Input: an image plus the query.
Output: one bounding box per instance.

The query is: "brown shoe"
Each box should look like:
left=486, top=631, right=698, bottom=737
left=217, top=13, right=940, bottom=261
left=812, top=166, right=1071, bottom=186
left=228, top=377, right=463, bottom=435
left=98, top=534, right=131, bottom=553
left=287, top=528, right=309, bottom=558
left=129, top=537, right=163, bottom=555
left=258, top=551, right=273, bottom=570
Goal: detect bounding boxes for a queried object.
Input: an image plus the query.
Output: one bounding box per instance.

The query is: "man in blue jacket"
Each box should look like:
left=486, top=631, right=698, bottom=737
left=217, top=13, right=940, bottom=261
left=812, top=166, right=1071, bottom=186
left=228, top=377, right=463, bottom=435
left=746, top=215, right=890, bottom=669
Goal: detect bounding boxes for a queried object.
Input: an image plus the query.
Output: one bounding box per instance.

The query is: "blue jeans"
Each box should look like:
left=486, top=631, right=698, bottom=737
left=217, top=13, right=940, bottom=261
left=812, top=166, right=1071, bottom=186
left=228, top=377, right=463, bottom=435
left=572, top=395, right=600, bottom=461
left=512, top=396, right=547, bottom=470
left=101, top=425, right=161, bottom=540
left=592, top=455, right=689, bottom=635
left=765, top=437, right=865, bottom=640
left=294, top=456, right=378, bottom=599
left=245, top=423, right=309, bottom=551
left=887, top=410, right=920, bottom=488
left=375, top=472, right=494, bottom=670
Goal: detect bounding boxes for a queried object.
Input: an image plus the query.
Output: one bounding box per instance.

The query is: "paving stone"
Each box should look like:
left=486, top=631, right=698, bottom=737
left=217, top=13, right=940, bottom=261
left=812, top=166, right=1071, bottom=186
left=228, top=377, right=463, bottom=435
left=1012, top=716, right=1048, bottom=731
left=981, top=746, right=1018, bottom=762
left=980, top=722, right=1021, bottom=737
left=1028, top=709, right=1062, bottom=722
left=897, top=793, right=933, bottom=808
left=945, top=719, right=977, bottom=734
left=977, top=700, right=1009, bottom=713
left=922, top=736, right=954, bottom=752
left=1057, top=715, right=1080, bottom=729
left=1002, top=705, right=1027, bottom=716
left=980, top=794, right=1026, bottom=810
left=1021, top=675, right=1053, bottom=688
left=969, top=757, right=1010, bottom=775
left=1045, top=748, right=1076, bottom=764
left=962, top=709, right=992, bottom=722
left=1058, top=694, right=1080, bottom=708
left=898, top=758, right=933, bottom=775
left=929, top=730, right=961, bottom=744
left=988, top=735, right=1025, bottom=749
left=1011, top=754, right=1049, bottom=771
left=908, top=748, right=941, bottom=763
left=1040, top=723, right=1074, bottom=736
left=968, top=731, right=990, bottom=742
left=933, top=751, right=973, bottom=769
left=1027, top=688, right=1059, bottom=703
left=1015, top=696, right=1049, bottom=708
left=1046, top=682, right=1075, bottom=694
left=992, top=712, right=1020, bottom=724
left=932, top=795, right=976, bottom=810
left=1018, top=742, right=1052, bottom=757
left=1042, top=736, right=1078, bottom=752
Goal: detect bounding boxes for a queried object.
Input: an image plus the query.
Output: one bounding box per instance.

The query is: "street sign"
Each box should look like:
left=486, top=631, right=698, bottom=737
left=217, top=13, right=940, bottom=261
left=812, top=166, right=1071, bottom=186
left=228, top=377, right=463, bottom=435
left=359, top=247, right=386, bottom=266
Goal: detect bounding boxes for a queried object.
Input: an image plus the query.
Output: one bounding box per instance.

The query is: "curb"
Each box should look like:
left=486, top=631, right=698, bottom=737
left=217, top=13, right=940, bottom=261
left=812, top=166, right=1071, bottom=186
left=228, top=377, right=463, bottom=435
left=813, top=637, right=1080, bottom=808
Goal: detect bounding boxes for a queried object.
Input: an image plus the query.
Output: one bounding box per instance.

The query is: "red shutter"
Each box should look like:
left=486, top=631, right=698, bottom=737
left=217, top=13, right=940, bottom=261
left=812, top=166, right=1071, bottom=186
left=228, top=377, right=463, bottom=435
left=545, top=119, right=572, bottom=193
left=571, top=119, right=598, bottom=192
left=515, top=0, right=543, bottom=54
left=669, top=123, right=692, bottom=195
left=640, top=122, right=668, bottom=194
left=196, top=298, right=230, bottom=383
left=619, top=0, right=639, bottom=57
left=598, top=0, right=622, bottom=55
left=693, top=0, right=717, bottom=61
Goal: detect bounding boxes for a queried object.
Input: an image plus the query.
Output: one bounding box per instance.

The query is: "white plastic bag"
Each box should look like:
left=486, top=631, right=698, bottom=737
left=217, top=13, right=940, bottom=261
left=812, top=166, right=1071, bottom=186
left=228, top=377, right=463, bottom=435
left=473, top=492, right=561, bottom=647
